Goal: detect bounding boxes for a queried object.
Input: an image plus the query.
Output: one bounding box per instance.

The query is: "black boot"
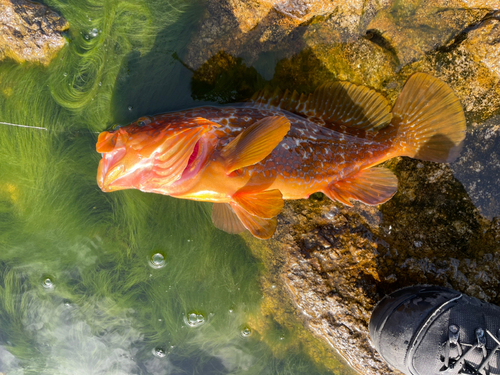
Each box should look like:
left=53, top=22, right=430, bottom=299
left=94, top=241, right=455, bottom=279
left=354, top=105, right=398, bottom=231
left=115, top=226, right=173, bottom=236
left=369, top=286, right=500, bottom=375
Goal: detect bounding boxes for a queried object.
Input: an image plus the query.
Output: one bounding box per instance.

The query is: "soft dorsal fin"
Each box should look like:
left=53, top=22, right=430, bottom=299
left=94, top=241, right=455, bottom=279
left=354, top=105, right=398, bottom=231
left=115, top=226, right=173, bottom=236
left=251, top=82, right=392, bottom=131
left=233, top=189, right=284, bottom=218
left=324, top=167, right=398, bottom=206
left=211, top=203, right=246, bottom=234
left=230, top=203, right=277, bottom=239
left=221, top=116, right=290, bottom=173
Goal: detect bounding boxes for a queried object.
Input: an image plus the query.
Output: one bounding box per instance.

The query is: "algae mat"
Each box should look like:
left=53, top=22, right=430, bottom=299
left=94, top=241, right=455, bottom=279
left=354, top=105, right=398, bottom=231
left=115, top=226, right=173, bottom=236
left=0, top=0, right=352, bottom=374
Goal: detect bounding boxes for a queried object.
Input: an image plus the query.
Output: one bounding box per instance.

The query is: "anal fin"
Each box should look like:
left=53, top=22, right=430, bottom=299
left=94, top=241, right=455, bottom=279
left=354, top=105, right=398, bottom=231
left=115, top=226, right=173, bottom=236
left=231, top=203, right=277, bottom=239
left=324, top=167, right=398, bottom=206
left=233, top=189, right=283, bottom=218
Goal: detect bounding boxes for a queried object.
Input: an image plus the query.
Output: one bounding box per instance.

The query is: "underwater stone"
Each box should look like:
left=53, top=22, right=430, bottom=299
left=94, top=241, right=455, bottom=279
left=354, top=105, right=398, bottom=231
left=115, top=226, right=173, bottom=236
left=0, top=0, right=69, bottom=65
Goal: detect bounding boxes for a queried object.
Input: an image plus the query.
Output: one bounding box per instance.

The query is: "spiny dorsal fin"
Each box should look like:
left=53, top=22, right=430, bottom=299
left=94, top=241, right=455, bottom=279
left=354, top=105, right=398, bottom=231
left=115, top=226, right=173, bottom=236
left=211, top=203, right=246, bottom=234
left=230, top=202, right=277, bottom=239
left=324, top=167, right=398, bottom=206
left=251, top=82, right=392, bottom=131
left=233, top=189, right=284, bottom=218
left=221, top=116, right=290, bottom=173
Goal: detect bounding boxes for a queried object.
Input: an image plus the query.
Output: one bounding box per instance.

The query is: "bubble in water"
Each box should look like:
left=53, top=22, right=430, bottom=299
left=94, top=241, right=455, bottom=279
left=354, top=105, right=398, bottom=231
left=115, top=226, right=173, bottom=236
left=91, top=28, right=98, bottom=37
left=63, top=72, right=67, bottom=77
left=149, top=252, right=166, bottom=269
left=184, top=311, right=205, bottom=327
left=128, top=106, right=133, bottom=111
left=240, top=326, right=251, bottom=337
left=42, top=277, right=54, bottom=289
left=84, top=35, right=90, bottom=40
left=152, top=347, right=166, bottom=358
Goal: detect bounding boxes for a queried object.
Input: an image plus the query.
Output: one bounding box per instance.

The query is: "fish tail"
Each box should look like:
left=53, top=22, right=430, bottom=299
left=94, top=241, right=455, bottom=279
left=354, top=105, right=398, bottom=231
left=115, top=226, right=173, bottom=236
left=386, top=73, right=466, bottom=163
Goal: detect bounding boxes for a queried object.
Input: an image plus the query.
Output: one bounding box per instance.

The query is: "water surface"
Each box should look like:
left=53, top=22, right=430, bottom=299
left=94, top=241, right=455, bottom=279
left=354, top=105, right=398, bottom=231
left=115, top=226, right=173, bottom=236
left=0, top=0, right=352, bottom=373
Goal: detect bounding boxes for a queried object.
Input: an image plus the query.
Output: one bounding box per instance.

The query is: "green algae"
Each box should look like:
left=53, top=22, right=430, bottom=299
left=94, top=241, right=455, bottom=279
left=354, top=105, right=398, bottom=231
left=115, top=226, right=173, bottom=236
left=0, top=0, right=349, bottom=373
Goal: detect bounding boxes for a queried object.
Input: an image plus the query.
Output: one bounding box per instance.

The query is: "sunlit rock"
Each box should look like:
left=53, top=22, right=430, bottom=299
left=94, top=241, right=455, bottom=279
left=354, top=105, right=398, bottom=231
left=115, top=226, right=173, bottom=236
left=366, top=1, right=490, bottom=67
left=463, top=18, right=500, bottom=79
left=0, top=0, right=69, bottom=65
left=185, top=0, right=368, bottom=69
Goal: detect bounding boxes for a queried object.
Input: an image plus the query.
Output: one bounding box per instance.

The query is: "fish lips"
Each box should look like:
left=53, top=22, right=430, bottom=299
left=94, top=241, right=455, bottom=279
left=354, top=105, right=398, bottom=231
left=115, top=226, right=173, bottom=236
left=96, top=126, right=216, bottom=194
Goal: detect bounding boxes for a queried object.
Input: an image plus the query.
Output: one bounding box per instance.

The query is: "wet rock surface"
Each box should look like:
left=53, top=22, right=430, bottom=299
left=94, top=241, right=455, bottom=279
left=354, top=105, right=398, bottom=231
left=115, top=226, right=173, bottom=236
left=184, top=0, right=367, bottom=69
left=0, top=0, right=69, bottom=65
left=198, top=0, right=500, bottom=374
left=265, top=141, right=500, bottom=374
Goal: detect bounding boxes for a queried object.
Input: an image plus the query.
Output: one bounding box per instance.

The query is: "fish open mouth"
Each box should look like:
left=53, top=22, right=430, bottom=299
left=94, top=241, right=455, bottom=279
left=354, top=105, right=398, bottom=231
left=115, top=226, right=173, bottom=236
left=96, top=121, right=218, bottom=194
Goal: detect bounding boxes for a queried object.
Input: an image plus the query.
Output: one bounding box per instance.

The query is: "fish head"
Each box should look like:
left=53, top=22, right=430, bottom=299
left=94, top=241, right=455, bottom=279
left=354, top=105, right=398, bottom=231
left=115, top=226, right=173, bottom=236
left=96, top=116, right=220, bottom=194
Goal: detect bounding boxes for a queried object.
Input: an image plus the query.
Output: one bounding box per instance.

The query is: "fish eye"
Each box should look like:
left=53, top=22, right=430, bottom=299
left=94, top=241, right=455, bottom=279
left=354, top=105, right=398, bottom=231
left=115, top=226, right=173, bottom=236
left=137, top=117, right=151, bottom=127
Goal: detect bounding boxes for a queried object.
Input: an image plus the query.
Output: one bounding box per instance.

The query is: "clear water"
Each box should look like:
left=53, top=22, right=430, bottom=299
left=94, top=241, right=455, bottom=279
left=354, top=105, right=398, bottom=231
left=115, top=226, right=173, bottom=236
left=0, top=0, right=352, bottom=374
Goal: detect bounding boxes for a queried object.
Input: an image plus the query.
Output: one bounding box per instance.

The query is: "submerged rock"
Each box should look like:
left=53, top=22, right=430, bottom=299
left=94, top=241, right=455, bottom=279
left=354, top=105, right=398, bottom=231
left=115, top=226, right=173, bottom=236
left=0, top=0, right=69, bottom=65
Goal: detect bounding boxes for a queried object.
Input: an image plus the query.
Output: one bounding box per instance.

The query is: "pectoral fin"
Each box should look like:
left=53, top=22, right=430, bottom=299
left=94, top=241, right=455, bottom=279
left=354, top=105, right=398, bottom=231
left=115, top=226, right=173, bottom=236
left=231, top=203, right=277, bottom=239
left=324, top=167, right=398, bottom=206
left=221, top=116, right=290, bottom=173
left=233, top=189, right=284, bottom=218
left=211, top=203, right=246, bottom=234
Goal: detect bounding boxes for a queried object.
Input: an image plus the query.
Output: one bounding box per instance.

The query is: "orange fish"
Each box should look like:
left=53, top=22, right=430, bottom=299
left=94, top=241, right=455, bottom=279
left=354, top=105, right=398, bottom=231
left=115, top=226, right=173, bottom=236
left=96, top=73, right=466, bottom=239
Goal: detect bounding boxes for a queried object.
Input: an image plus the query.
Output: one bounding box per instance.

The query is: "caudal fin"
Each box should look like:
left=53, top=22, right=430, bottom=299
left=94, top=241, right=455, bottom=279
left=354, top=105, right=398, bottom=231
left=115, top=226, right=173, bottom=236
left=390, top=73, right=466, bottom=163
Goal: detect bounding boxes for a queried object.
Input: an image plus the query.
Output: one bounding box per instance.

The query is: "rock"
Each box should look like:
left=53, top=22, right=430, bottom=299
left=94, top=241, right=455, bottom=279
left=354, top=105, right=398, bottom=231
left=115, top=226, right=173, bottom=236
left=260, top=152, right=500, bottom=374
left=366, top=1, right=490, bottom=67
left=452, top=116, right=500, bottom=219
left=184, top=0, right=367, bottom=69
left=186, top=0, right=500, bottom=373
left=0, top=0, right=69, bottom=65
left=463, top=18, right=500, bottom=79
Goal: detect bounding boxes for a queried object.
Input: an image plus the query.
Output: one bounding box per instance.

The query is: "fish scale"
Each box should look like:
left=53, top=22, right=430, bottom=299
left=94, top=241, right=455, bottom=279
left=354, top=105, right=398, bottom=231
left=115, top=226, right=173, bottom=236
left=143, top=106, right=391, bottom=196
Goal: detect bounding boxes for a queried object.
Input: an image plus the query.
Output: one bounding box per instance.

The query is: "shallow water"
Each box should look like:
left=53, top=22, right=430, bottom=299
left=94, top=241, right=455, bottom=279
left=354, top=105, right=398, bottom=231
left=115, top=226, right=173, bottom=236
left=2, top=0, right=499, bottom=373
left=0, top=0, right=352, bottom=373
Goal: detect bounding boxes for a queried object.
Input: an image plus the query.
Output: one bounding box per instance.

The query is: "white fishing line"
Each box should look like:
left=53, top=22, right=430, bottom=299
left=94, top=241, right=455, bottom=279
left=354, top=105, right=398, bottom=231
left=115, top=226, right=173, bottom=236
left=0, top=121, right=48, bottom=131
left=0, top=121, right=101, bottom=134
